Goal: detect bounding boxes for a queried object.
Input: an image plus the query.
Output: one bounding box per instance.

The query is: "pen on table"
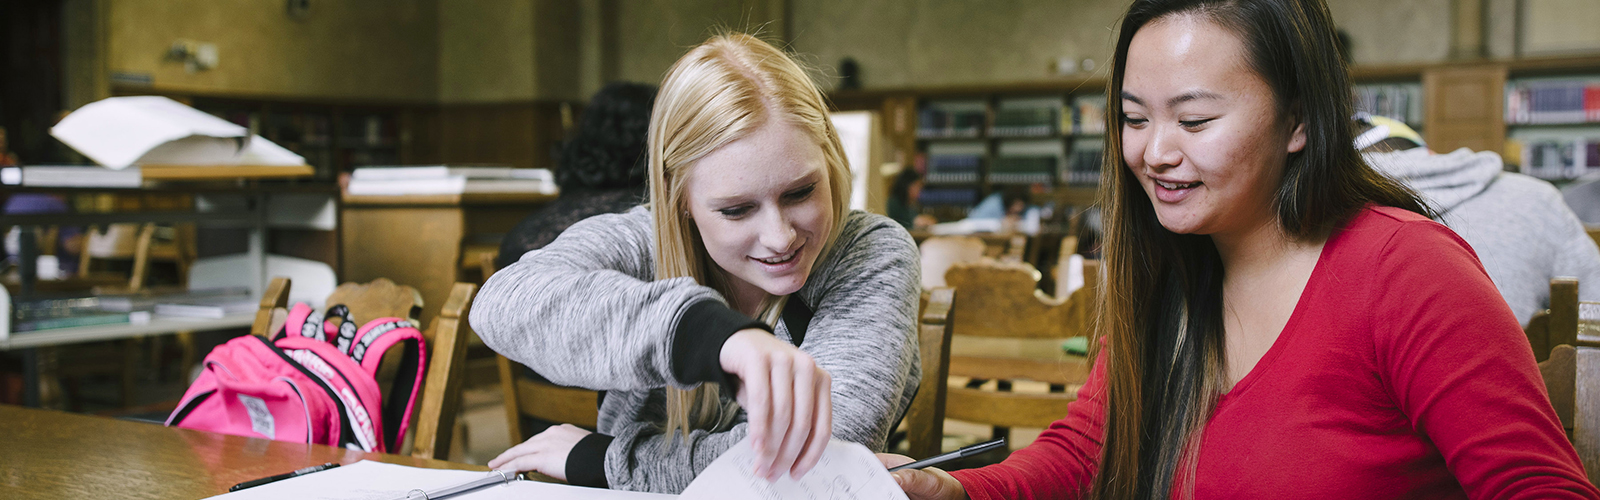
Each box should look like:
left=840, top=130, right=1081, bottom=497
left=229, top=462, right=341, bottom=492
left=888, top=438, right=1007, bottom=472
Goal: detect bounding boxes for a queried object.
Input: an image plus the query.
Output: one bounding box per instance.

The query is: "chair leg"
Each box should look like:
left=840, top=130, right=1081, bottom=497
left=122, top=338, right=141, bottom=407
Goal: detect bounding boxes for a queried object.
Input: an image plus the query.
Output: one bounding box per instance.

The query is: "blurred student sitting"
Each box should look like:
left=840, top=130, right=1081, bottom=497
left=496, top=82, right=656, bottom=269
left=1359, top=112, right=1600, bottom=325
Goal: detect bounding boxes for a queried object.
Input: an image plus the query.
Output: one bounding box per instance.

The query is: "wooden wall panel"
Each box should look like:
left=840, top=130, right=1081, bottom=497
left=1423, top=64, right=1507, bottom=155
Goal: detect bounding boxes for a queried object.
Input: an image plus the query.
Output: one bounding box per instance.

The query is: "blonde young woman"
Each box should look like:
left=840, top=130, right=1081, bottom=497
left=470, top=33, right=921, bottom=493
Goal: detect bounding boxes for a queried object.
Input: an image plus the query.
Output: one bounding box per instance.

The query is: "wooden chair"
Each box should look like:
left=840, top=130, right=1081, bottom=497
left=940, top=259, right=1097, bottom=443
left=920, top=236, right=986, bottom=289
left=905, top=287, right=956, bottom=460
left=1529, top=277, right=1600, bottom=483
left=251, top=276, right=477, bottom=460
left=483, top=257, right=603, bottom=441
left=79, top=223, right=196, bottom=292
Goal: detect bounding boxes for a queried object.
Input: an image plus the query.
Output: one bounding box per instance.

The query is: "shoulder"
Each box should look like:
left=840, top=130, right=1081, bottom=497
left=1485, top=172, right=1568, bottom=208
left=1330, top=205, right=1483, bottom=276
left=568, top=205, right=653, bottom=234
left=830, top=211, right=919, bottom=258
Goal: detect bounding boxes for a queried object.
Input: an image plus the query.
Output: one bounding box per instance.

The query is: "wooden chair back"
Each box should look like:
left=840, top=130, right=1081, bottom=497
left=1540, top=344, right=1600, bottom=484
left=1527, top=278, right=1581, bottom=362
left=250, top=276, right=476, bottom=460
left=481, top=260, right=603, bottom=441
left=80, top=223, right=197, bottom=292
left=905, top=287, right=955, bottom=460
left=1532, top=277, right=1600, bottom=484
left=919, top=236, right=986, bottom=289
left=940, top=260, right=1095, bottom=431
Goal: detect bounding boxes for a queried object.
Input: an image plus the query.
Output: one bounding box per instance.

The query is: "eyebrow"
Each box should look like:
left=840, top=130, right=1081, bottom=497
left=704, top=170, right=823, bottom=207
left=1121, top=90, right=1226, bottom=109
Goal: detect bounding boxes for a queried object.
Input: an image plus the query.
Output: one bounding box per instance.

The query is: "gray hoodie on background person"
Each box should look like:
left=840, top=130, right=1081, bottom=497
left=469, top=206, right=921, bottom=494
left=1365, top=147, right=1600, bottom=325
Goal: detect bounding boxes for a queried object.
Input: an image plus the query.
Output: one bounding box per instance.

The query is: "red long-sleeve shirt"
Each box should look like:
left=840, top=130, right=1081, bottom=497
left=949, top=206, right=1599, bottom=499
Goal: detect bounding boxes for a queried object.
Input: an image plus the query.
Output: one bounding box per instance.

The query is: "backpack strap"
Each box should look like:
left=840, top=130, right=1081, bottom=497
left=325, top=305, right=362, bottom=354
left=349, top=316, right=428, bottom=452
left=276, top=302, right=326, bottom=343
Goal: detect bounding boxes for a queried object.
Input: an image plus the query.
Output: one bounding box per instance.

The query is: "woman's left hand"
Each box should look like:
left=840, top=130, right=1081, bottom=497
left=487, top=423, right=592, bottom=482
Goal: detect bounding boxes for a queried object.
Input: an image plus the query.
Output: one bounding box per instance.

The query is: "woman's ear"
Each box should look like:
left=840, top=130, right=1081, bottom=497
left=1286, top=103, right=1307, bottom=154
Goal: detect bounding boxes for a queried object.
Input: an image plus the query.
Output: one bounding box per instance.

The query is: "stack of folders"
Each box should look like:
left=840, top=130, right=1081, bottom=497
left=153, top=288, right=256, bottom=319
left=346, top=165, right=557, bottom=196
left=10, top=295, right=152, bottom=333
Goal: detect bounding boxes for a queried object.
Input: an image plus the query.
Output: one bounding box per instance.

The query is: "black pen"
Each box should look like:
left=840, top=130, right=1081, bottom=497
left=888, top=438, right=1007, bottom=472
left=229, top=462, right=341, bottom=492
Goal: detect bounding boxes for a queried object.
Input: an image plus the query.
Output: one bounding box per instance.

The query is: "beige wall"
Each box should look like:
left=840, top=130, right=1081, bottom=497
left=438, top=0, right=581, bottom=103
left=93, top=0, right=1600, bottom=103
left=107, top=0, right=439, bottom=102
left=439, top=0, right=534, bottom=103
left=608, top=0, right=777, bottom=87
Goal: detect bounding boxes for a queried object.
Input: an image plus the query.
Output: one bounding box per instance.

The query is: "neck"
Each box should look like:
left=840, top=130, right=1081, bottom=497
left=1210, top=215, right=1303, bottom=280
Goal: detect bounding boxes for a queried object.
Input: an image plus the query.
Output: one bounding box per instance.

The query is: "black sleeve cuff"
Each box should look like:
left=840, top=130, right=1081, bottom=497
left=565, top=432, right=613, bottom=488
left=671, top=300, right=771, bottom=388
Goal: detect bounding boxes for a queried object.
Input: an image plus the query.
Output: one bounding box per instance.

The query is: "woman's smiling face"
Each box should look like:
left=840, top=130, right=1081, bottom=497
left=684, top=118, right=834, bottom=309
left=1120, top=14, right=1306, bottom=238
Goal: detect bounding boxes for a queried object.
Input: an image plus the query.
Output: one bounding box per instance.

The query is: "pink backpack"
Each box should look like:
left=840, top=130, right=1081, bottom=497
left=166, top=303, right=428, bottom=453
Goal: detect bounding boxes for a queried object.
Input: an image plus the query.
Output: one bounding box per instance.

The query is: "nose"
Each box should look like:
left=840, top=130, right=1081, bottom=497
left=759, top=207, right=799, bottom=253
left=1142, top=123, right=1182, bottom=171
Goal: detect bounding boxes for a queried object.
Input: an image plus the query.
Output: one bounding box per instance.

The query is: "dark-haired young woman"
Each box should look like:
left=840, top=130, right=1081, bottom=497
left=495, top=82, right=657, bottom=269
left=879, top=0, right=1600, bottom=498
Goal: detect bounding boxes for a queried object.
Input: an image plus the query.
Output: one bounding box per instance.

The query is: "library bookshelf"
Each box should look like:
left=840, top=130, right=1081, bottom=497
left=828, top=55, right=1600, bottom=218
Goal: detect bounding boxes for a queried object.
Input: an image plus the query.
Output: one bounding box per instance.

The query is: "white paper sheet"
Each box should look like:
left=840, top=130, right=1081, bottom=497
left=208, top=461, right=674, bottom=500
left=678, top=438, right=910, bottom=500
left=208, top=439, right=905, bottom=500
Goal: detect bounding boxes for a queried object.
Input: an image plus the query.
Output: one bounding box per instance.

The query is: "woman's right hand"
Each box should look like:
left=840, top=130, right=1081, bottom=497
left=720, top=328, right=833, bottom=483
left=877, top=453, right=969, bottom=500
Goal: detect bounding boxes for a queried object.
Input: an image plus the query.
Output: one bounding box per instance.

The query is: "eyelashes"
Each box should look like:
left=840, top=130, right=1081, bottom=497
left=714, top=184, right=818, bottom=219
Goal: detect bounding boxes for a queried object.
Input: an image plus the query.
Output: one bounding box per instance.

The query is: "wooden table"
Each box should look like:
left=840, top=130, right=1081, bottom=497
left=340, top=192, right=556, bottom=328
left=0, top=405, right=486, bottom=500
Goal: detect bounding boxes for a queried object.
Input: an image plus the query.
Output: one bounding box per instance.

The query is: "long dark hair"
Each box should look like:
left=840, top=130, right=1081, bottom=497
left=1093, top=0, right=1433, bottom=498
left=556, top=82, right=657, bottom=192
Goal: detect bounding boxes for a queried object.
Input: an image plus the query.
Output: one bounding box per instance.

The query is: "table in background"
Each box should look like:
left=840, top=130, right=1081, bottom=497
left=340, top=191, right=555, bottom=328
left=0, top=404, right=493, bottom=500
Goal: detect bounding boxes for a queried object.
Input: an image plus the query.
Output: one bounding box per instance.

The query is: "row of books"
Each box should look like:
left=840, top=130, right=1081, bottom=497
left=1519, top=137, right=1600, bottom=181
left=1354, top=84, right=1424, bottom=126
left=990, top=108, right=1060, bottom=137
left=1065, top=147, right=1104, bottom=186
left=345, top=165, right=557, bottom=196
left=916, top=98, right=1109, bottom=139
left=10, top=288, right=255, bottom=333
left=917, top=108, right=987, bottom=139
left=1506, top=79, right=1600, bottom=125
left=926, top=154, right=983, bottom=184
left=989, top=156, right=1059, bottom=185
left=919, top=187, right=982, bottom=207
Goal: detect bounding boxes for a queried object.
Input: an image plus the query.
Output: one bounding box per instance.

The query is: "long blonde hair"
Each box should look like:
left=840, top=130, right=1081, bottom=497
left=648, top=32, right=853, bottom=441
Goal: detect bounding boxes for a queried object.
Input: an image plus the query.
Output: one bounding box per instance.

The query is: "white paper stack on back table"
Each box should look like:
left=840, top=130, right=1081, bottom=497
left=346, top=165, right=557, bottom=196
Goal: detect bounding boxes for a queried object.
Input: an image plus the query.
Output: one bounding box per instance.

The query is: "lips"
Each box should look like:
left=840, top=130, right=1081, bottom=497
left=1152, top=177, right=1201, bottom=203
left=1155, top=179, right=1200, bottom=190
left=754, top=249, right=798, bottom=265
left=750, top=244, right=804, bottom=272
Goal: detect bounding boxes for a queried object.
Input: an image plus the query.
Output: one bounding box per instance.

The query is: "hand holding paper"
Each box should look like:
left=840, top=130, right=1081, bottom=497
left=679, top=437, right=909, bottom=500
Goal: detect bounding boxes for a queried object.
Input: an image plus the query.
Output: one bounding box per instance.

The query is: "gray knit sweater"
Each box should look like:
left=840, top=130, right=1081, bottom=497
left=470, top=206, right=921, bottom=493
left=1366, top=147, right=1600, bottom=324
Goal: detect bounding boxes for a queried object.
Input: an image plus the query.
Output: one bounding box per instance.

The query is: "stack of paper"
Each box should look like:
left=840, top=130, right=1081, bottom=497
left=346, top=165, right=557, bottom=196
left=50, top=96, right=305, bottom=169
